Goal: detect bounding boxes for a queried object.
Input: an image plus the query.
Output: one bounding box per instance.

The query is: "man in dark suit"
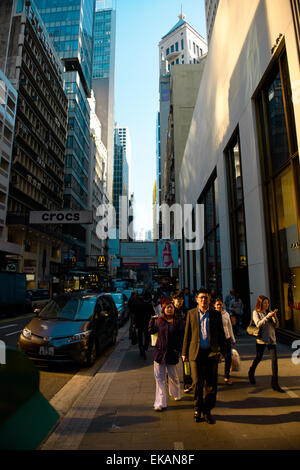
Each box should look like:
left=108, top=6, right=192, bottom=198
left=182, top=288, right=225, bottom=424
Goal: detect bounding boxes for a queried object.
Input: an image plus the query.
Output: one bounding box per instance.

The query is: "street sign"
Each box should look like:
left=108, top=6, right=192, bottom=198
left=29, top=211, right=93, bottom=224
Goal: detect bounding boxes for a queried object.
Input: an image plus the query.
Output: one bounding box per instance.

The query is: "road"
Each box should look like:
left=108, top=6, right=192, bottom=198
left=0, top=313, right=123, bottom=402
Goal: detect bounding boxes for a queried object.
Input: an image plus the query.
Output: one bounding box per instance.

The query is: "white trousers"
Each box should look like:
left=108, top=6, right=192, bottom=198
left=153, top=361, right=181, bottom=408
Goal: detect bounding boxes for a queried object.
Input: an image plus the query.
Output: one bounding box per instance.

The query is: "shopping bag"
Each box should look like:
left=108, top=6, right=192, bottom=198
left=184, top=360, right=191, bottom=376
left=231, top=348, right=240, bottom=371
left=151, top=333, right=158, bottom=346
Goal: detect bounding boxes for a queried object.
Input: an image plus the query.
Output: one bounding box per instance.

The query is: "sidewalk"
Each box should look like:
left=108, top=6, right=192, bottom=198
left=40, top=326, right=300, bottom=451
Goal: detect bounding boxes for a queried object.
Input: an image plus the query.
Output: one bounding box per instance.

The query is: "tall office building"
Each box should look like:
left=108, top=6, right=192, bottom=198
left=0, top=68, right=19, bottom=266
left=113, top=125, right=129, bottom=234
left=35, top=0, right=96, bottom=268
left=0, top=0, right=68, bottom=286
left=157, top=13, right=207, bottom=237
left=93, top=0, right=116, bottom=203
left=205, top=0, right=219, bottom=43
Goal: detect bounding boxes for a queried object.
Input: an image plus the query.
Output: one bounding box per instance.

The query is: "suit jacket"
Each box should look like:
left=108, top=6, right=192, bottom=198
left=182, top=307, right=226, bottom=360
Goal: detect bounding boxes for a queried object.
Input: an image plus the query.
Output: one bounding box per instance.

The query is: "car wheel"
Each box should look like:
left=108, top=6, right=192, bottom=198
left=86, top=338, right=97, bottom=367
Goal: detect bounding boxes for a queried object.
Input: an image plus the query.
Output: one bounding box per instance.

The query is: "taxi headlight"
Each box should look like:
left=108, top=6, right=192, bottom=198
left=22, top=328, right=32, bottom=339
left=67, top=330, right=92, bottom=343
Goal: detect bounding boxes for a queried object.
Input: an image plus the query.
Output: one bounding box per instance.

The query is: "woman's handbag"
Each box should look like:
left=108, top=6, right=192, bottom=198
left=246, top=319, right=260, bottom=337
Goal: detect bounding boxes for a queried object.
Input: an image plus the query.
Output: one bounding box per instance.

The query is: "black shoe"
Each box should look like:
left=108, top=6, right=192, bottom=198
left=204, top=413, right=215, bottom=424
left=194, top=411, right=202, bottom=423
left=248, top=369, right=256, bottom=385
left=184, top=385, right=193, bottom=393
left=272, top=384, right=285, bottom=393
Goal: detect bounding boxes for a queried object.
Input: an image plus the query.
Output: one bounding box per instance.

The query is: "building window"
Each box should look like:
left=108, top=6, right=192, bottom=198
left=181, top=39, right=184, bottom=50
left=199, top=171, right=222, bottom=296
left=175, top=42, right=179, bottom=51
left=166, top=47, right=169, bottom=56
left=171, top=44, right=174, bottom=53
left=255, top=47, right=300, bottom=334
left=225, top=130, right=250, bottom=319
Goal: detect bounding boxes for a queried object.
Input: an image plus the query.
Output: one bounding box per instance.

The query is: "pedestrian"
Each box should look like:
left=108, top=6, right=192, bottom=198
left=182, top=288, right=226, bottom=424
left=171, top=291, right=193, bottom=393
left=248, top=295, right=285, bottom=393
left=229, top=292, right=244, bottom=335
left=209, top=289, right=217, bottom=308
left=132, top=291, right=154, bottom=359
left=183, top=287, right=193, bottom=310
left=148, top=300, right=185, bottom=411
left=214, top=298, right=236, bottom=385
left=128, top=290, right=138, bottom=339
left=225, top=289, right=235, bottom=312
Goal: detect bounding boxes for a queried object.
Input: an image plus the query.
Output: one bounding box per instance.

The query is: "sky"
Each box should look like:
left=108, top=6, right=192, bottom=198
left=114, top=0, right=207, bottom=236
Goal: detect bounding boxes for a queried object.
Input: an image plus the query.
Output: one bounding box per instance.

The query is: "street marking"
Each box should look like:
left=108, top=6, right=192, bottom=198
left=281, top=387, right=299, bottom=398
left=0, top=324, right=17, bottom=330
left=5, top=329, right=22, bottom=336
left=174, top=441, right=184, bottom=450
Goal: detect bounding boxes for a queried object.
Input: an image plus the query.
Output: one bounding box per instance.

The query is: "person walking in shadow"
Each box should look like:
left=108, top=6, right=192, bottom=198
left=248, top=295, right=285, bottom=393
left=214, top=298, right=236, bottom=385
left=132, top=291, right=154, bottom=359
left=182, top=288, right=226, bottom=424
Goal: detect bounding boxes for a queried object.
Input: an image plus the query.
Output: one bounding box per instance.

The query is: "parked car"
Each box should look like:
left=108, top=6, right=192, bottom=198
left=122, top=289, right=133, bottom=301
left=25, top=289, right=51, bottom=313
left=110, top=292, right=129, bottom=326
left=18, top=293, right=118, bottom=366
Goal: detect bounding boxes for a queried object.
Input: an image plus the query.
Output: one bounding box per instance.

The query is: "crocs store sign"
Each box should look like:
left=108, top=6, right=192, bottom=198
left=29, top=211, right=93, bottom=224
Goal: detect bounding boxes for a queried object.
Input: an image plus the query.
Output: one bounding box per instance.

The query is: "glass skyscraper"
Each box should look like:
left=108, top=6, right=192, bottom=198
left=92, top=0, right=116, bottom=203
left=35, top=0, right=96, bottom=265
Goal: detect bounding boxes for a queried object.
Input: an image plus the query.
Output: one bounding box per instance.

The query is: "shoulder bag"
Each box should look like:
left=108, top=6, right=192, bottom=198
left=246, top=318, right=260, bottom=337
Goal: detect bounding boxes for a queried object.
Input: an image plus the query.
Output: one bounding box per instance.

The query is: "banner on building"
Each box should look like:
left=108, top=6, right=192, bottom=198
left=158, top=240, right=178, bottom=269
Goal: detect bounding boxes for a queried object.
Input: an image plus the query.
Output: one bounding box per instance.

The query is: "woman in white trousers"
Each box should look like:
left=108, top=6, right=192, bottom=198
left=148, top=301, right=185, bottom=411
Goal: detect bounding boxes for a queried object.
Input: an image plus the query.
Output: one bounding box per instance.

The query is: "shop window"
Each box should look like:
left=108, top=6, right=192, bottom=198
left=198, top=171, right=222, bottom=296
left=225, top=130, right=250, bottom=321
left=255, top=46, right=300, bottom=334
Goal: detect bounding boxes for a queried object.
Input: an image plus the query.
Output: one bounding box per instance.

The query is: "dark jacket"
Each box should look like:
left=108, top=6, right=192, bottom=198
left=174, top=305, right=188, bottom=321
left=148, top=316, right=185, bottom=365
left=182, top=307, right=226, bottom=360
left=132, top=296, right=154, bottom=327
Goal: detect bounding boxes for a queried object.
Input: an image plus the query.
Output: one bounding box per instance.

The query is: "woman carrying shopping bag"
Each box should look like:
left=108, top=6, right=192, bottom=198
left=148, top=300, right=185, bottom=411
left=248, top=295, right=285, bottom=393
left=214, top=298, right=236, bottom=385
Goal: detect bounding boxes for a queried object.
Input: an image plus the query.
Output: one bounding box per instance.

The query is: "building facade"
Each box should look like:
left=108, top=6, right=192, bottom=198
left=86, top=90, right=108, bottom=270
left=35, top=0, right=95, bottom=270
left=0, top=68, right=20, bottom=266
left=0, top=0, right=68, bottom=288
left=157, top=13, right=207, bottom=240
left=113, top=125, right=129, bottom=234
left=92, top=1, right=116, bottom=203
left=205, top=0, right=219, bottom=44
left=179, top=0, right=300, bottom=341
